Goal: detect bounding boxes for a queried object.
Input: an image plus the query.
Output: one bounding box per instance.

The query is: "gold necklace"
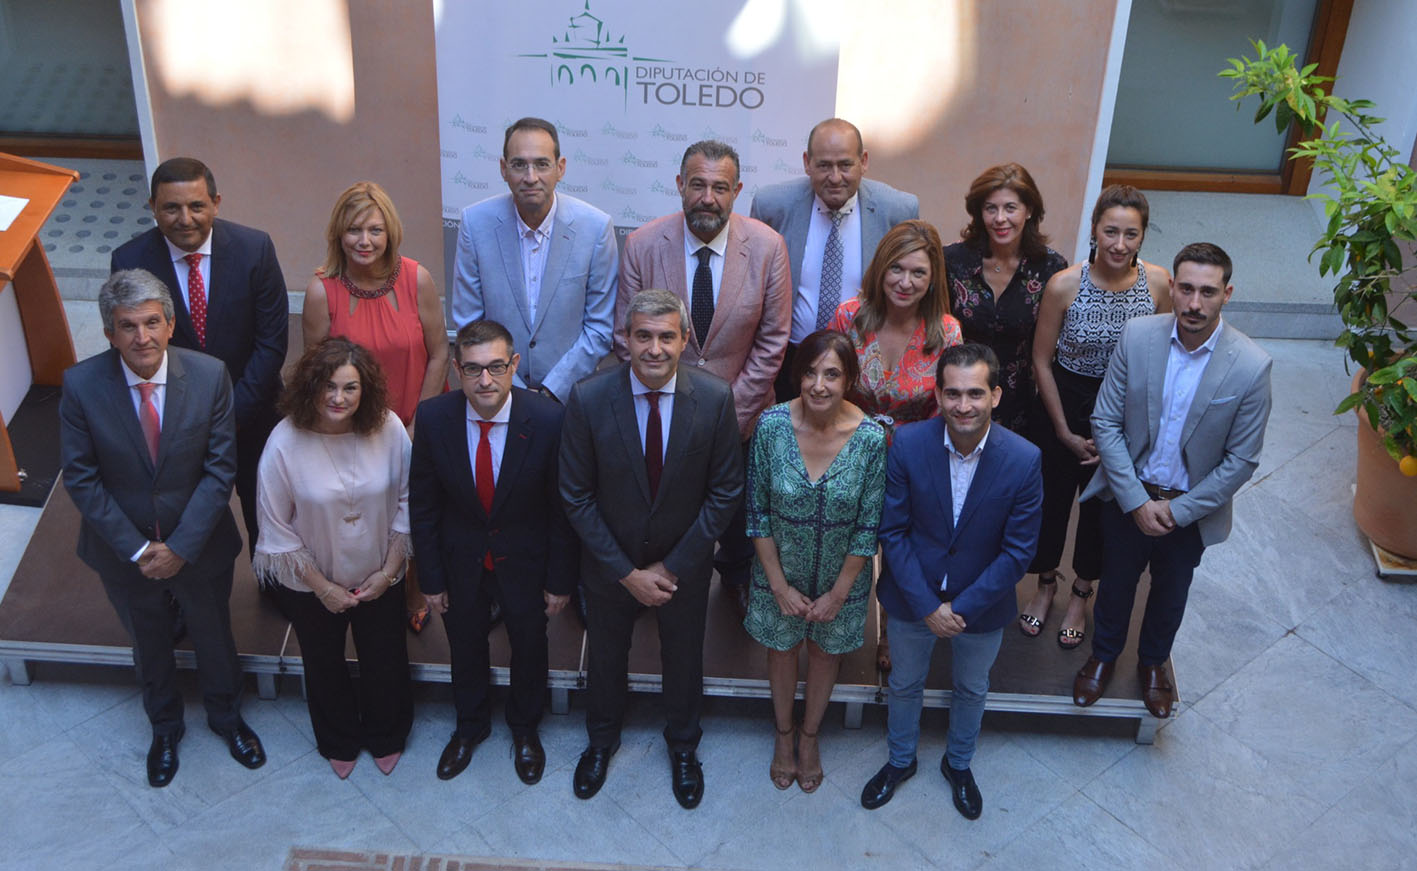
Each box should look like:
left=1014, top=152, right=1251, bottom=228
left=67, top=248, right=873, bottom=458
left=317, top=431, right=363, bottom=524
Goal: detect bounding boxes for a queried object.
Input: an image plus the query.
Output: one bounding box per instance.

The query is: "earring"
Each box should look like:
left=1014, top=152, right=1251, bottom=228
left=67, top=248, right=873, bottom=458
left=1088, top=239, right=1097, bottom=265
left=1131, top=252, right=1139, bottom=268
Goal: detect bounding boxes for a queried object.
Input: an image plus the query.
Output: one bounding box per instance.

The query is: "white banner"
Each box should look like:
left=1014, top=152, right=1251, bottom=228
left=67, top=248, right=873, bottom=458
left=433, top=0, right=840, bottom=229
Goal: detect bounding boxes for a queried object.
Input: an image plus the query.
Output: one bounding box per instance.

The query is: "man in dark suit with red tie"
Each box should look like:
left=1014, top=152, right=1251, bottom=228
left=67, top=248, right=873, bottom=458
left=560, top=289, right=744, bottom=810
left=409, top=319, right=574, bottom=784
left=111, top=157, right=288, bottom=554
left=60, top=270, right=265, bottom=788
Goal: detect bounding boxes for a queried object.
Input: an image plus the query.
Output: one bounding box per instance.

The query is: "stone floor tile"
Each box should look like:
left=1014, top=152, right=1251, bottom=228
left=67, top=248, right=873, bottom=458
left=978, top=792, right=1181, bottom=871
left=1296, top=575, right=1417, bottom=711
left=1084, top=710, right=1327, bottom=870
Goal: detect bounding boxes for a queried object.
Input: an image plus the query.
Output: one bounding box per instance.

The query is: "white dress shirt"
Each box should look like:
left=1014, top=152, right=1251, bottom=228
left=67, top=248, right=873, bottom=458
left=630, top=369, right=676, bottom=461
left=466, top=392, right=513, bottom=488
left=1139, top=320, right=1225, bottom=491
left=940, top=423, right=991, bottom=590
left=682, top=219, right=730, bottom=305
left=122, top=351, right=168, bottom=561
left=163, top=233, right=213, bottom=311
left=792, top=193, right=863, bottom=342
left=516, top=195, right=557, bottom=325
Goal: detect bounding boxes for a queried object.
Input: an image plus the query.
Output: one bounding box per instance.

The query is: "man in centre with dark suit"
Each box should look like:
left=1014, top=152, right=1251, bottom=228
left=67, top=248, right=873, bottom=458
left=561, top=289, right=744, bottom=810
left=60, top=269, right=266, bottom=788
left=615, top=140, right=790, bottom=619
left=750, top=117, right=919, bottom=401
left=111, top=157, right=288, bottom=556
left=410, top=318, right=574, bottom=785
left=862, top=343, right=1042, bottom=819
left=1073, top=242, right=1271, bottom=719
left=451, top=116, right=618, bottom=403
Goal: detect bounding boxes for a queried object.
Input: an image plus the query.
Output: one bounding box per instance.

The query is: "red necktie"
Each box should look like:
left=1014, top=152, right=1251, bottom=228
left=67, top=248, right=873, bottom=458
left=476, top=420, right=495, bottom=570
left=184, top=253, right=207, bottom=347
left=137, top=382, right=160, bottom=464
left=645, top=391, right=663, bottom=501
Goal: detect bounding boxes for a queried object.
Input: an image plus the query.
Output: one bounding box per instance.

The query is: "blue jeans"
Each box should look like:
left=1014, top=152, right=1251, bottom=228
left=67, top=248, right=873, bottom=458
left=886, top=614, right=1003, bottom=771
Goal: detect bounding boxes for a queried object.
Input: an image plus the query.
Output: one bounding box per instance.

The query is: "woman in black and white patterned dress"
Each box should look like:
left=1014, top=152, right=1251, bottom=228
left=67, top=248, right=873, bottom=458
left=1018, top=185, right=1172, bottom=649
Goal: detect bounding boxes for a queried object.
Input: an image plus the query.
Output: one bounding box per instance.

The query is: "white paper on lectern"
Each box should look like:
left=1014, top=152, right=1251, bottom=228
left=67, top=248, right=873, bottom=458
left=0, top=195, right=28, bottom=231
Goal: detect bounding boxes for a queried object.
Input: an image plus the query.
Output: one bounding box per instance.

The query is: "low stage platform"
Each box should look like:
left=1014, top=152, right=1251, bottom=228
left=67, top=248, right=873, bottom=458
left=0, top=485, right=1172, bottom=743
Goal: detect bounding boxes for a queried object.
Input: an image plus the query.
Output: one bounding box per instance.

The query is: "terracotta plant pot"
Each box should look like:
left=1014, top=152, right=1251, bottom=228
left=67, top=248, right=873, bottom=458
left=1351, top=371, right=1417, bottom=558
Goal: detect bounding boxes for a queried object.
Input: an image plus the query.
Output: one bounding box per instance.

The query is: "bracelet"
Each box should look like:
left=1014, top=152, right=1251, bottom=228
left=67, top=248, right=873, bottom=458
left=380, top=570, right=396, bottom=585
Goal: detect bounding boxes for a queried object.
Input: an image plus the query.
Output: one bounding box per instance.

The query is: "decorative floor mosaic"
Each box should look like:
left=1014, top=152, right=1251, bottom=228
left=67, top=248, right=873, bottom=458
left=36, top=157, right=150, bottom=276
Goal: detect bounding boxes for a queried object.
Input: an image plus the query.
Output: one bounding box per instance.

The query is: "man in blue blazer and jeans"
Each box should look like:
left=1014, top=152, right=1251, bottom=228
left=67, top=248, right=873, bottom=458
left=862, top=343, right=1042, bottom=819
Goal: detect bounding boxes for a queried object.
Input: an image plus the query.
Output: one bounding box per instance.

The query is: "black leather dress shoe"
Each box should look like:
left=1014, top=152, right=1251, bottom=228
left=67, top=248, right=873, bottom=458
left=940, top=760, right=983, bottom=820
left=1072, top=656, right=1115, bottom=707
left=513, top=732, right=546, bottom=785
left=669, top=748, right=704, bottom=809
left=437, top=724, right=492, bottom=781
left=214, top=721, right=266, bottom=769
left=573, top=743, right=618, bottom=799
left=860, top=759, right=916, bottom=809
left=147, top=727, right=183, bottom=788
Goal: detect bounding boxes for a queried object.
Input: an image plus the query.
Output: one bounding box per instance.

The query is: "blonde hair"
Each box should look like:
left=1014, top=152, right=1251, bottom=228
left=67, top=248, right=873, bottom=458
left=319, top=181, right=403, bottom=279
left=854, top=219, right=952, bottom=354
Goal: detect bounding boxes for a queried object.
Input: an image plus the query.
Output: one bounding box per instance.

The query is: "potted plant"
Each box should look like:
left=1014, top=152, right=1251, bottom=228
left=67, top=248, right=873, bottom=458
left=1222, top=41, right=1417, bottom=558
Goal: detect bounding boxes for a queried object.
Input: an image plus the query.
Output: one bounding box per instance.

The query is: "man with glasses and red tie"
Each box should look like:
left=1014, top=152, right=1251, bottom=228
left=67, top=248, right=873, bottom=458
left=60, top=270, right=265, bottom=788
left=111, top=157, right=288, bottom=559
left=409, top=319, right=574, bottom=785
left=560, top=289, right=744, bottom=810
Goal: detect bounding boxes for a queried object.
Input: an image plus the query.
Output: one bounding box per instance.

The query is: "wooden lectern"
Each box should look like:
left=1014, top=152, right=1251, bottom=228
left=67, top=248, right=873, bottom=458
left=0, top=154, right=79, bottom=492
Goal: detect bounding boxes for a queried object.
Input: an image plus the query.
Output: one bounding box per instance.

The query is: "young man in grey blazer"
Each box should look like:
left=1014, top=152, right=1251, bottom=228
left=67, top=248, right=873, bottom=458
left=1073, top=243, right=1272, bottom=718
left=749, top=118, right=919, bottom=400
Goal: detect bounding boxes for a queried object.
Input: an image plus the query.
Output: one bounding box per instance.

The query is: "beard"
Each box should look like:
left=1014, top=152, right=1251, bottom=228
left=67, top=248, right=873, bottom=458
left=685, top=205, right=728, bottom=238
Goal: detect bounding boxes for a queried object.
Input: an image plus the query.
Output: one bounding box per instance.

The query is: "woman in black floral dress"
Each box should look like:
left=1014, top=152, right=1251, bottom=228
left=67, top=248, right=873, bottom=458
left=943, top=163, right=1067, bottom=436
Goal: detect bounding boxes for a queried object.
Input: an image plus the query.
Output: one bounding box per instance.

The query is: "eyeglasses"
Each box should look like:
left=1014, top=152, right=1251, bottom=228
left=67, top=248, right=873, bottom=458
left=506, top=158, right=556, bottom=175
left=459, top=361, right=511, bottom=378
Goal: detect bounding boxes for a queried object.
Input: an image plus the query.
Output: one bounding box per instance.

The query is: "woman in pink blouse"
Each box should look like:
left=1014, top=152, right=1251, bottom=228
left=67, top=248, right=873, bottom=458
left=254, top=337, right=413, bottom=779
left=829, top=219, right=963, bottom=672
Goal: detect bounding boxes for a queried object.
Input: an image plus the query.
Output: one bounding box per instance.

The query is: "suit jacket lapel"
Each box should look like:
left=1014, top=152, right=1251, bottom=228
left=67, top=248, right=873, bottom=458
left=491, top=393, right=534, bottom=516
left=534, top=210, right=577, bottom=335
left=856, top=182, right=881, bottom=264
left=103, top=351, right=155, bottom=474
left=1179, top=327, right=1239, bottom=449
left=705, top=215, right=748, bottom=350
left=921, top=419, right=955, bottom=536
left=149, top=232, right=198, bottom=348
left=204, top=221, right=236, bottom=348
left=155, top=350, right=187, bottom=477
left=1145, top=319, right=1170, bottom=451
left=783, top=185, right=814, bottom=284
left=495, top=207, right=533, bottom=331
left=612, top=367, right=653, bottom=504
left=949, top=431, right=1003, bottom=544
left=658, top=371, right=697, bottom=508
left=659, top=221, right=689, bottom=346
left=446, top=396, right=485, bottom=521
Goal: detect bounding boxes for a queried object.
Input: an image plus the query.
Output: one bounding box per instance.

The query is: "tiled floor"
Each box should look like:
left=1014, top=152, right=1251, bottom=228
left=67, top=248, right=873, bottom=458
left=2, top=306, right=1413, bottom=869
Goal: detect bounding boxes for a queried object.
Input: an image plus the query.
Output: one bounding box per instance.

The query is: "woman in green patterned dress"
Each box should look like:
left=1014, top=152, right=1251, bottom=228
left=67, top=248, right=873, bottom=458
left=743, top=329, right=887, bottom=794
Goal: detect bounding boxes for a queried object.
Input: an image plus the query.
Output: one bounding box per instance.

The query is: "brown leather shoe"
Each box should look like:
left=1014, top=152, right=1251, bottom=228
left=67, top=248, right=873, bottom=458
left=1072, top=656, right=1115, bottom=707
left=1137, top=663, right=1175, bottom=718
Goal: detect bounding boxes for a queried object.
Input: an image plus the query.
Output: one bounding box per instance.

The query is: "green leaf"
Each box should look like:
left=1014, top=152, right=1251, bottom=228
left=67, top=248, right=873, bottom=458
left=1336, top=391, right=1364, bottom=413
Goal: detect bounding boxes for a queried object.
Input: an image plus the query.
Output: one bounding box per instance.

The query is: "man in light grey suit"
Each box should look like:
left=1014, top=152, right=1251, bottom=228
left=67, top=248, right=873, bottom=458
left=60, top=269, right=265, bottom=788
left=1072, top=243, right=1272, bottom=718
left=560, top=289, right=743, bottom=810
left=749, top=118, right=919, bottom=400
left=452, top=116, right=618, bottom=402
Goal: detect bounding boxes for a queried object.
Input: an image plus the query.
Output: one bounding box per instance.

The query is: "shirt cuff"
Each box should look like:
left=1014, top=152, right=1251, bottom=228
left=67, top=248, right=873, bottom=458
left=131, top=541, right=151, bottom=563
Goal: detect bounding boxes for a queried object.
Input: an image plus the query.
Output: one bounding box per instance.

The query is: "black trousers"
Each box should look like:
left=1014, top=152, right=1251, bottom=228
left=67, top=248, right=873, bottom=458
left=234, top=410, right=278, bottom=557
left=713, top=442, right=753, bottom=586
left=441, top=571, right=549, bottom=739
left=1091, top=500, right=1206, bottom=666
left=277, top=583, right=413, bottom=760
left=1031, top=364, right=1104, bottom=580
left=100, top=561, right=242, bottom=737
left=584, top=575, right=710, bottom=752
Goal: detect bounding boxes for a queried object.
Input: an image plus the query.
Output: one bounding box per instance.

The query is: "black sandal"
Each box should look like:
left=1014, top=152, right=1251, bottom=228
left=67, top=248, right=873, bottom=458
left=1057, top=582, right=1094, bottom=650
left=1018, top=573, right=1057, bottom=637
